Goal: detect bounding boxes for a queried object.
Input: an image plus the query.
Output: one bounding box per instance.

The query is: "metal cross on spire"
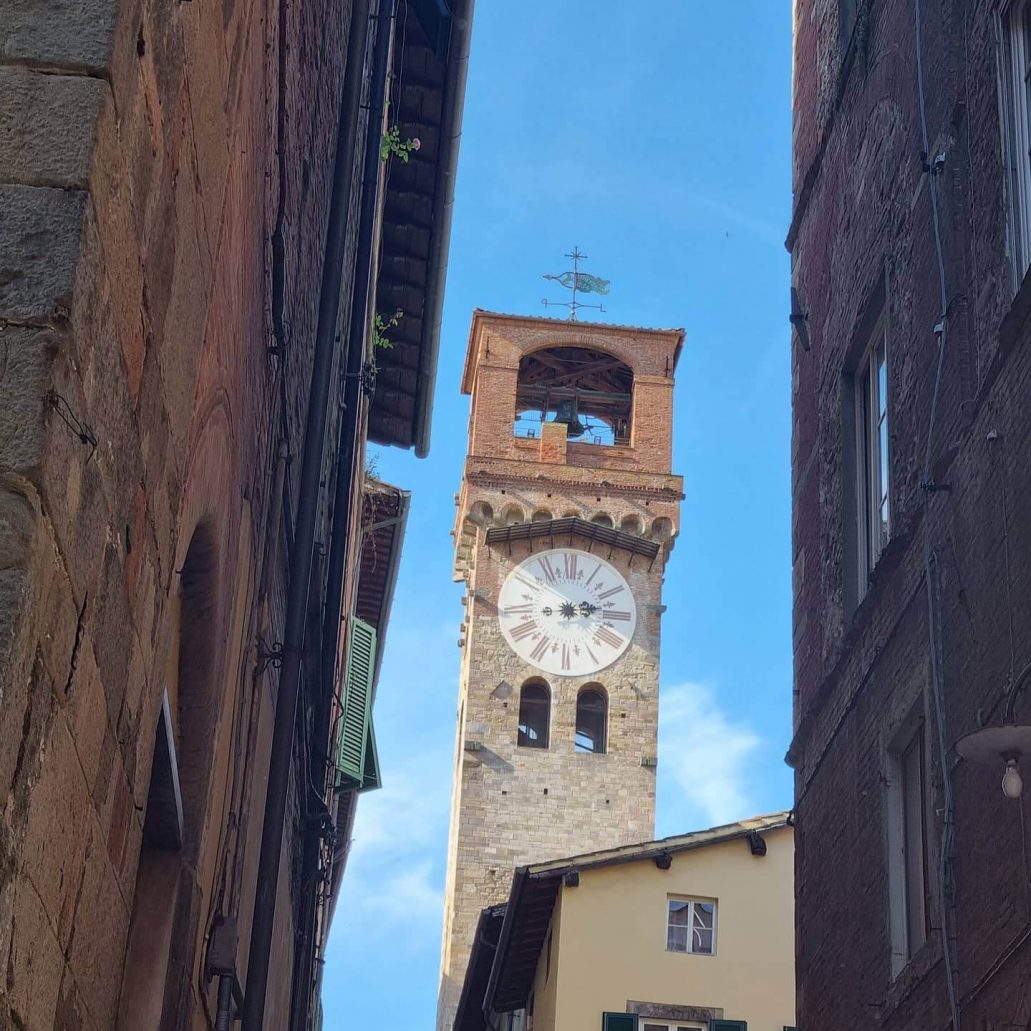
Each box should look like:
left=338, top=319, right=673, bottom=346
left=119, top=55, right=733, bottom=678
left=542, top=247, right=611, bottom=320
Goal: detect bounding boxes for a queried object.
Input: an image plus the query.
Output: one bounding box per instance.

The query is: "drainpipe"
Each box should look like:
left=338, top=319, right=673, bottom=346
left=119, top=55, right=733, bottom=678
left=240, top=0, right=374, bottom=1025
left=318, top=0, right=395, bottom=736
left=288, top=6, right=396, bottom=1028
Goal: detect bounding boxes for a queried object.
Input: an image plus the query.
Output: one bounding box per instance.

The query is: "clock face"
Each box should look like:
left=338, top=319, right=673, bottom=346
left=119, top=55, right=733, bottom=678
left=497, top=548, right=637, bottom=677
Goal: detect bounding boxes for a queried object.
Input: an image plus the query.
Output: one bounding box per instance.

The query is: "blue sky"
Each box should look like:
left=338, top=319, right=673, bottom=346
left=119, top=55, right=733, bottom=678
left=323, top=3, right=793, bottom=1025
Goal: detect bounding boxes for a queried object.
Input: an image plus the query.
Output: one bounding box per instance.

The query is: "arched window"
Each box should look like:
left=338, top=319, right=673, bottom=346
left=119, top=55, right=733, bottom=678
left=575, top=686, right=607, bottom=754
left=512, top=346, right=633, bottom=446
left=518, top=680, right=550, bottom=748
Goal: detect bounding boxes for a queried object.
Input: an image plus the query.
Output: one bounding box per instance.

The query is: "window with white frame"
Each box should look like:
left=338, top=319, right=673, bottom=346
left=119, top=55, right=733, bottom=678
left=665, top=897, right=716, bottom=956
left=641, top=1022, right=705, bottom=1031
left=886, top=718, right=930, bottom=976
left=854, top=316, right=890, bottom=585
left=1000, top=0, right=1031, bottom=289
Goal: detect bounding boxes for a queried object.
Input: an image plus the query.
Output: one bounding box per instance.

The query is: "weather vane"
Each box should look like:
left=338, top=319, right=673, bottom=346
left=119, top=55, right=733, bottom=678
left=542, top=247, right=610, bottom=321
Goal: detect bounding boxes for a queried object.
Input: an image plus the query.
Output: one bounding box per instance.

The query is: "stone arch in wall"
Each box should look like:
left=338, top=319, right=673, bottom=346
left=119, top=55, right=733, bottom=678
left=467, top=500, right=494, bottom=526
left=575, top=684, right=608, bottom=754
left=651, top=516, right=675, bottom=540
left=513, top=344, right=634, bottom=446
left=517, top=679, right=550, bottom=749
left=620, top=514, right=644, bottom=535
left=502, top=503, right=525, bottom=526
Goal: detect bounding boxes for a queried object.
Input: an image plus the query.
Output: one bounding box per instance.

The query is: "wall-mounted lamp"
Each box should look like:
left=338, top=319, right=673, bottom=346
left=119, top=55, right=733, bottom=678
left=790, top=286, right=810, bottom=352
left=956, top=663, right=1031, bottom=799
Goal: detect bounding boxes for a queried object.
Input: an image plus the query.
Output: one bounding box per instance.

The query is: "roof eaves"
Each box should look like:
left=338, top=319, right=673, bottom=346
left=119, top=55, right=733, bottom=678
left=527, top=812, right=793, bottom=877
left=356, top=480, right=411, bottom=687
left=413, top=0, right=475, bottom=457
left=484, top=517, right=661, bottom=561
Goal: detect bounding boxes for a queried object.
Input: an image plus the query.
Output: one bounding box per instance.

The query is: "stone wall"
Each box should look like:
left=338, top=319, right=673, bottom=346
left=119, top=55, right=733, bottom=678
left=791, top=0, right=1031, bottom=1027
left=438, top=314, right=683, bottom=1030
left=0, top=0, right=365, bottom=1024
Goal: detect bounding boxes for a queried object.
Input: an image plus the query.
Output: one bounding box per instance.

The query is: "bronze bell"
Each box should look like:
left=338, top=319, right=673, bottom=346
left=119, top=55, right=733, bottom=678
left=553, top=399, right=586, bottom=438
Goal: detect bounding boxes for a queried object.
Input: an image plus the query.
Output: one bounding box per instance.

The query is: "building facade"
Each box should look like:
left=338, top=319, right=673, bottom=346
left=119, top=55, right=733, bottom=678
left=438, top=311, right=684, bottom=1029
left=454, top=816, right=796, bottom=1031
left=790, top=1, right=1031, bottom=1028
left=0, top=0, right=471, bottom=1027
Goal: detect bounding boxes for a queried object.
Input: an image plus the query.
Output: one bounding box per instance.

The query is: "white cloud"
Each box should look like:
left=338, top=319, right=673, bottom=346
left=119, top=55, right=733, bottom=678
left=658, top=680, right=761, bottom=828
left=347, top=750, right=451, bottom=862
left=361, top=861, right=444, bottom=925
left=331, top=745, right=452, bottom=958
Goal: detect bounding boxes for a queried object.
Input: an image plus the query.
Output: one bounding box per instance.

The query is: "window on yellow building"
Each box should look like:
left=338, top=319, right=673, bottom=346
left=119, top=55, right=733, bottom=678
left=666, top=897, right=717, bottom=955
left=641, top=1022, right=705, bottom=1031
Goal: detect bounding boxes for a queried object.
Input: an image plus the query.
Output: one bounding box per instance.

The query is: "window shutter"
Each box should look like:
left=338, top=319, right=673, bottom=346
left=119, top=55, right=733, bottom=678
left=360, top=722, right=381, bottom=793
left=336, top=617, right=377, bottom=785
left=711, top=1022, right=747, bottom=1031
left=601, top=1014, right=638, bottom=1031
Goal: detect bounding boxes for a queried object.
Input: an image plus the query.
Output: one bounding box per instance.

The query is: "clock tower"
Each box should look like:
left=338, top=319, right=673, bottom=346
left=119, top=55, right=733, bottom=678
left=437, top=310, right=683, bottom=1030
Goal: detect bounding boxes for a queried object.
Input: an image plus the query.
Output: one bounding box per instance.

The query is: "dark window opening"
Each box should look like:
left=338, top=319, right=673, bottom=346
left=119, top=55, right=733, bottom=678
left=839, top=0, right=858, bottom=52
left=575, top=687, right=607, bottom=753
left=513, top=346, right=633, bottom=446
left=518, top=681, right=550, bottom=748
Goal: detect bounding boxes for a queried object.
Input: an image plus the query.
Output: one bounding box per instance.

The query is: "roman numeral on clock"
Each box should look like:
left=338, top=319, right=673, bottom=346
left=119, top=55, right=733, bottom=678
left=606, top=610, right=632, bottom=621
left=537, top=556, right=557, bottom=583
left=560, top=644, right=571, bottom=671
left=596, top=585, right=624, bottom=600
left=503, top=604, right=535, bottom=616
left=529, top=635, right=552, bottom=662
left=595, top=625, right=623, bottom=649
left=563, top=553, right=579, bottom=580
left=509, top=619, right=539, bottom=641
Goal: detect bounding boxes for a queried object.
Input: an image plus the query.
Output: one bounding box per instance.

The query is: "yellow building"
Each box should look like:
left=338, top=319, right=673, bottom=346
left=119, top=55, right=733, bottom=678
left=453, top=814, right=795, bottom=1031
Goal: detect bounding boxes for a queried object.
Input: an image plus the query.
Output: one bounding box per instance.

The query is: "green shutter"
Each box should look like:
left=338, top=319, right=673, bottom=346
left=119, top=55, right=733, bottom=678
left=360, top=721, right=381, bottom=793
left=601, top=1014, right=638, bottom=1031
left=711, top=1022, right=747, bottom=1031
left=336, top=617, right=377, bottom=785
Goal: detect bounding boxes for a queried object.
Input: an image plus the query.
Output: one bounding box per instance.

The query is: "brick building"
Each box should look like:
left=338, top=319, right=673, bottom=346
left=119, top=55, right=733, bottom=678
left=438, top=312, right=683, bottom=1030
left=789, top=1, right=1031, bottom=1027
left=0, top=0, right=471, bottom=1027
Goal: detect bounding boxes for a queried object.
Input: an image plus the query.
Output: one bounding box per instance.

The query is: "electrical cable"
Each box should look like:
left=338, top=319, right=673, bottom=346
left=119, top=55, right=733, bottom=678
left=913, top=0, right=962, bottom=1027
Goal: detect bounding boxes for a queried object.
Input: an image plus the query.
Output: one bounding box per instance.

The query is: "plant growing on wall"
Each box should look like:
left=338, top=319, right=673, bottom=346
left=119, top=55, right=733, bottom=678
left=363, top=309, right=404, bottom=395
left=371, top=309, right=403, bottom=352
left=380, top=126, right=421, bottom=163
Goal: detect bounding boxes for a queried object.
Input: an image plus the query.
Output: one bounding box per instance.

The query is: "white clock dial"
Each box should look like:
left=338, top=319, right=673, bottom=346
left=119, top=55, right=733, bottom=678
left=497, top=548, right=637, bottom=676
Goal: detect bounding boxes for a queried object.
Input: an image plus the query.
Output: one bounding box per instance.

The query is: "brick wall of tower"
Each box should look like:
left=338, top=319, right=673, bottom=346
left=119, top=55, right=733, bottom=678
left=791, top=1, right=1031, bottom=1028
left=439, top=314, right=683, bottom=1031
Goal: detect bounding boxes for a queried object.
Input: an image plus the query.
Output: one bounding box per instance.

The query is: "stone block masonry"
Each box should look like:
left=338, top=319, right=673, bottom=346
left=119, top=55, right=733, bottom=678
left=0, top=0, right=366, bottom=1025
left=438, top=313, right=684, bottom=1031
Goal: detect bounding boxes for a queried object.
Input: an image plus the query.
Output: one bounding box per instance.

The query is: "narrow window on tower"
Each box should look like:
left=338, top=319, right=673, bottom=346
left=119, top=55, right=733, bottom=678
left=575, top=686, right=607, bottom=753
left=886, top=715, right=931, bottom=976
left=846, top=309, right=890, bottom=605
left=999, top=0, right=1031, bottom=291
left=517, top=680, right=550, bottom=749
